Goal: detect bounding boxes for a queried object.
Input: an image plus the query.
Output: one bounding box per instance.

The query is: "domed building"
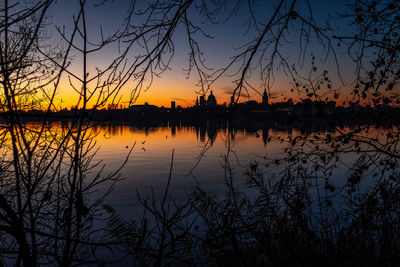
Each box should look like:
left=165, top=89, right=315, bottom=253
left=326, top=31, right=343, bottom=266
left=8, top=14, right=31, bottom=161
left=207, top=90, right=217, bottom=106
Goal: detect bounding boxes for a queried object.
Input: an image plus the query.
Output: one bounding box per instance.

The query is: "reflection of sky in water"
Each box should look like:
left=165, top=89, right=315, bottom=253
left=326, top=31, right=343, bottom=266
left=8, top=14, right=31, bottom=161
left=94, top=125, right=280, bottom=218
left=0, top=122, right=396, bottom=264
left=89, top=124, right=392, bottom=219
left=0, top=123, right=392, bottom=219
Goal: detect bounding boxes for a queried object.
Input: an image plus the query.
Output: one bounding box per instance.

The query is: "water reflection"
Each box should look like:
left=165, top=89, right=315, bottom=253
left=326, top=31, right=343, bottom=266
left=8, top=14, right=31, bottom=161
left=6, top=122, right=395, bottom=221
left=88, top=123, right=398, bottom=220
left=92, top=123, right=294, bottom=219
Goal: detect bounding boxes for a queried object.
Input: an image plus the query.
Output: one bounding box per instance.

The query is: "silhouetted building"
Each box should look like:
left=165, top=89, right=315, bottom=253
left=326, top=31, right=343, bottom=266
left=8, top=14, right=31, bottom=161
left=129, top=103, right=158, bottom=111
left=199, top=95, right=206, bottom=106
left=327, top=101, right=336, bottom=113
left=207, top=90, right=217, bottom=106
left=171, top=101, right=175, bottom=109
left=195, top=91, right=218, bottom=108
left=312, top=101, right=325, bottom=114
left=302, top=99, right=312, bottom=113
left=244, top=100, right=258, bottom=112
left=262, top=89, right=268, bottom=106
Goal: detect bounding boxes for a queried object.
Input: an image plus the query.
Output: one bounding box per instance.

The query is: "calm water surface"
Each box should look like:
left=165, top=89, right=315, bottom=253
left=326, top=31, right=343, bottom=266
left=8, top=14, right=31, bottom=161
left=92, top=124, right=374, bottom=218
left=93, top=124, right=290, bottom=217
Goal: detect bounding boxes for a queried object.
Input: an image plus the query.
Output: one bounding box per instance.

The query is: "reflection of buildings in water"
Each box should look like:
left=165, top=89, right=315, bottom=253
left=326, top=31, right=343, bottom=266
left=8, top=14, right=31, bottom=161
left=128, top=125, right=136, bottom=134
left=194, top=122, right=218, bottom=144
left=171, top=125, right=176, bottom=137
left=178, top=123, right=182, bottom=134
left=88, top=116, right=348, bottom=147
left=110, top=125, right=119, bottom=136
left=195, top=125, right=199, bottom=140
left=229, top=128, right=235, bottom=141
left=262, top=128, right=269, bottom=147
left=199, top=125, right=206, bottom=142
left=169, top=122, right=183, bottom=137
left=206, top=123, right=218, bottom=145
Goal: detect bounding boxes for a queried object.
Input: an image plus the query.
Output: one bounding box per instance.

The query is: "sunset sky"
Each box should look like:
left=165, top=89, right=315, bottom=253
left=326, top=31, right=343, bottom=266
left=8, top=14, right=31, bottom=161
left=48, top=0, right=352, bottom=109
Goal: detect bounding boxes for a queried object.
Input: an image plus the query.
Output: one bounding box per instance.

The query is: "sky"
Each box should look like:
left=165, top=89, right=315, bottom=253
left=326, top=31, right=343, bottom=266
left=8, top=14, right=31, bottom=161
left=44, top=0, right=353, bottom=108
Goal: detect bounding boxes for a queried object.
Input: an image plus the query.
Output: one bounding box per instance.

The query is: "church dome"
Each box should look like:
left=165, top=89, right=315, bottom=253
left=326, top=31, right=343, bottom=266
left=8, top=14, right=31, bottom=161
left=207, top=90, right=217, bottom=105
left=207, top=91, right=217, bottom=106
left=208, top=91, right=215, bottom=100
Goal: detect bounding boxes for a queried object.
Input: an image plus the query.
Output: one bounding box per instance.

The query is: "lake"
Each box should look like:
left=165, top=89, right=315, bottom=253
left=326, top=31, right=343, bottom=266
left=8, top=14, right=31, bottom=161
left=0, top=121, right=397, bottom=265
left=90, top=123, right=388, bottom=219
left=92, top=124, right=282, bottom=217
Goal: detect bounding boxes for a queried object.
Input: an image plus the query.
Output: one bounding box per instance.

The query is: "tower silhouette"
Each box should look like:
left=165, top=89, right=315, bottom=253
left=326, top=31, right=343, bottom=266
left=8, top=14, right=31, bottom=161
left=262, top=89, right=268, bottom=106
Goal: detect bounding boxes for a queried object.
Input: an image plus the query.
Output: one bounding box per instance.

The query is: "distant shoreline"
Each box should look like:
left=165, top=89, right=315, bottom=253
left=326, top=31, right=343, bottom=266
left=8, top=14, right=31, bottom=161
left=0, top=106, right=398, bottom=133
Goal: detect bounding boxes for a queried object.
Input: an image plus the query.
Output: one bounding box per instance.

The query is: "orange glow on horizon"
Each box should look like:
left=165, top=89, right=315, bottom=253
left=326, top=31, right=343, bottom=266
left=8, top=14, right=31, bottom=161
left=52, top=69, right=361, bottom=110
left=56, top=87, right=356, bottom=110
